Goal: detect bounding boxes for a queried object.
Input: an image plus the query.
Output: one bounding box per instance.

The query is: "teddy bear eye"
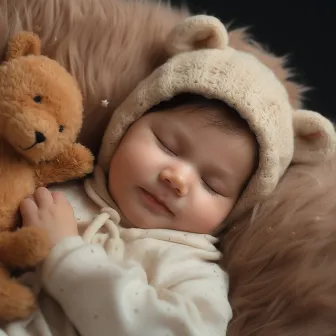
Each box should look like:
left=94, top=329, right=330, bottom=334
left=59, top=125, right=64, bottom=133
left=33, top=95, right=42, bottom=103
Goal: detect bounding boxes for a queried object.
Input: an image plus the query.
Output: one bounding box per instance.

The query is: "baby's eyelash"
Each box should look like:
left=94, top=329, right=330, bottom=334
left=155, top=135, right=175, bottom=155
left=201, top=180, right=218, bottom=196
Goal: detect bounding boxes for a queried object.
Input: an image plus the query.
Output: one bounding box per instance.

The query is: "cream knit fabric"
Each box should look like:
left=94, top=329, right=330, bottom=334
left=98, top=15, right=336, bottom=221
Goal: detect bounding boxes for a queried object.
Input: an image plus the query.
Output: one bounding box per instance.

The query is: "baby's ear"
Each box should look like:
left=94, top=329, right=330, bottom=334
left=166, top=15, right=229, bottom=55
left=5, top=31, right=41, bottom=61
left=292, top=109, right=336, bottom=164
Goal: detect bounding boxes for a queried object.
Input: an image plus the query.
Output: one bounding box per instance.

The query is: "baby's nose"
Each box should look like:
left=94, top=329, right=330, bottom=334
left=160, top=167, right=191, bottom=196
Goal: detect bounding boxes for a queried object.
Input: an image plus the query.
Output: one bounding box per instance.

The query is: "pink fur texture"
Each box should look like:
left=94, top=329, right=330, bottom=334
left=221, top=157, right=336, bottom=336
left=0, top=0, right=306, bottom=154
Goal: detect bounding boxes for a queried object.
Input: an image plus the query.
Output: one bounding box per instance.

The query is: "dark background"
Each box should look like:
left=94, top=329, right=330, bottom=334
left=170, top=0, right=336, bottom=122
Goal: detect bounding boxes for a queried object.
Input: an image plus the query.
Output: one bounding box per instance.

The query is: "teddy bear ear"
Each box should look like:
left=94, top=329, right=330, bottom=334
left=166, top=15, right=229, bottom=55
left=5, top=31, right=41, bottom=61
left=292, top=109, right=336, bottom=164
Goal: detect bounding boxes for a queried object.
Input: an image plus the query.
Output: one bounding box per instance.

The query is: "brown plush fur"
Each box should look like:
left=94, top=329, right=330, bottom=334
left=0, top=0, right=306, bottom=155
left=221, top=157, right=336, bottom=336
left=0, top=32, right=94, bottom=323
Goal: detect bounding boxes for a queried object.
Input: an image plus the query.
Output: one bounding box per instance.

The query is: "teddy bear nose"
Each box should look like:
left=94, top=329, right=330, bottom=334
left=35, top=131, right=46, bottom=143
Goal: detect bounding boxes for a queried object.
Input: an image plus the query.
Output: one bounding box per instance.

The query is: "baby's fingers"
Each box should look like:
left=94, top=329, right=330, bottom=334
left=52, top=191, right=73, bottom=210
left=34, top=187, right=53, bottom=208
left=51, top=191, right=68, bottom=204
left=20, top=197, right=38, bottom=226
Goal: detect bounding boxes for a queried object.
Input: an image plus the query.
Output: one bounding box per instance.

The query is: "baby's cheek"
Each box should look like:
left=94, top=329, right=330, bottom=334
left=193, top=197, right=232, bottom=233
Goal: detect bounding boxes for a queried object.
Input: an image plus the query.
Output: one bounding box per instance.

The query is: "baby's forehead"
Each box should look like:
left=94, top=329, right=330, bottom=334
left=149, top=102, right=252, bottom=137
left=150, top=107, right=254, bottom=152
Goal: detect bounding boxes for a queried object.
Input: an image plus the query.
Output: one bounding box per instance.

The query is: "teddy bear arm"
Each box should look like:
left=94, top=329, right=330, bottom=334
left=0, top=227, right=50, bottom=269
left=35, top=161, right=75, bottom=187
left=35, top=143, right=94, bottom=186
left=0, top=264, right=36, bottom=323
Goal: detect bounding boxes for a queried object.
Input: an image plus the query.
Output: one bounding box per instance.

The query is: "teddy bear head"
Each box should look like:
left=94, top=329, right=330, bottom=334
left=0, top=32, right=83, bottom=163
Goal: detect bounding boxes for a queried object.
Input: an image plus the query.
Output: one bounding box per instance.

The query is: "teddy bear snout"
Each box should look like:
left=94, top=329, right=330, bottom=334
left=35, top=131, right=46, bottom=144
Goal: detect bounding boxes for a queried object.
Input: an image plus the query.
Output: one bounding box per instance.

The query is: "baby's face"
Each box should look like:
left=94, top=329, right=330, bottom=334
left=108, top=107, right=256, bottom=234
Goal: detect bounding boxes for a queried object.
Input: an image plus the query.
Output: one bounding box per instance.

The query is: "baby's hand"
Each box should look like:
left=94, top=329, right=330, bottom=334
left=20, top=187, right=79, bottom=247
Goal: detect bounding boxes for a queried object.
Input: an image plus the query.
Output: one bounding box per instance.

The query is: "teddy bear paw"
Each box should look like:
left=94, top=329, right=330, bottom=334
left=0, top=281, right=36, bottom=323
left=71, top=143, right=95, bottom=176
left=11, top=227, right=50, bottom=269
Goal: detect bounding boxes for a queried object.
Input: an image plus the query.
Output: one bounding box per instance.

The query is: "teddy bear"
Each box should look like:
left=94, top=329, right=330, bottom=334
left=0, top=31, right=94, bottom=323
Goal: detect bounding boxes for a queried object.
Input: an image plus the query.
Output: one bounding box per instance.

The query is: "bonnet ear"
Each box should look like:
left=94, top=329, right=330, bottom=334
left=292, top=109, right=336, bottom=164
left=166, top=15, right=229, bottom=55
left=5, top=31, right=41, bottom=61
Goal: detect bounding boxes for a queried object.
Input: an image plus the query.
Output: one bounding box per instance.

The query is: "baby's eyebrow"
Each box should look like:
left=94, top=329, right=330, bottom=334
left=172, top=124, right=193, bottom=149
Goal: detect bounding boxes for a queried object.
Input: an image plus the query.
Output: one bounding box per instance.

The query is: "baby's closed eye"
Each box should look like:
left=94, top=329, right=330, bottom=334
left=154, top=133, right=176, bottom=156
